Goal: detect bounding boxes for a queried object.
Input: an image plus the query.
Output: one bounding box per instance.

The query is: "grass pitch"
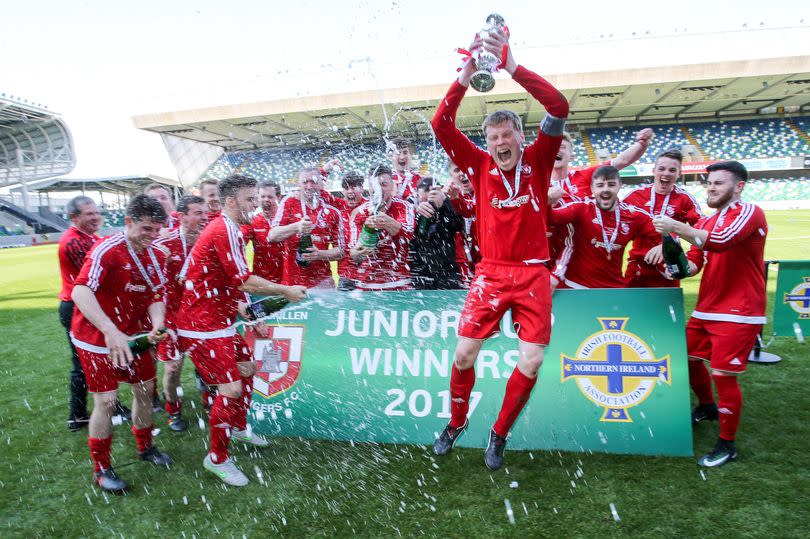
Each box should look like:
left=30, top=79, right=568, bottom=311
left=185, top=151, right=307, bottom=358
left=1, top=210, right=809, bottom=538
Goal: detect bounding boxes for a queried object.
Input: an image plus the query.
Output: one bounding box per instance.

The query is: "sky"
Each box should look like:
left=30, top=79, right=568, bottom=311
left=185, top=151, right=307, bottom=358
left=3, top=0, right=809, bottom=181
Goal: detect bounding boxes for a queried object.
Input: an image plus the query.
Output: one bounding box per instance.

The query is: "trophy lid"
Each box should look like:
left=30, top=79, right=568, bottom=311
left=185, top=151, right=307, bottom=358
left=486, top=13, right=505, bottom=26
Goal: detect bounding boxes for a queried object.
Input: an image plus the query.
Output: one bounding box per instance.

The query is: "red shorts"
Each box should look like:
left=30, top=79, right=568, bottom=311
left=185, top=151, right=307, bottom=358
left=178, top=331, right=253, bottom=386
left=458, top=261, right=552, bottom=345
left=686, top=317, right=762, bottom=374
left=78, top=348, right=156, bottom=394
left=156, top=332, right=182, bottom=362
left=624, top=260, right=678, bottom=288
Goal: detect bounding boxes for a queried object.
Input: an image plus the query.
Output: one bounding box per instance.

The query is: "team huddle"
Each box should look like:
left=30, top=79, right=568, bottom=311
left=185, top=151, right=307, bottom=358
left=58, top=29, right=766, bottom=493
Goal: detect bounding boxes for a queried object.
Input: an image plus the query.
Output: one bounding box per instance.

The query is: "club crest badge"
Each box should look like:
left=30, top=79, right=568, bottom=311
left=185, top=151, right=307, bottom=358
left=244, top=325, right=305, bottom=398
left=784, top=277, right=810, bottom=319
left=561, top=318, right=670, bottom=422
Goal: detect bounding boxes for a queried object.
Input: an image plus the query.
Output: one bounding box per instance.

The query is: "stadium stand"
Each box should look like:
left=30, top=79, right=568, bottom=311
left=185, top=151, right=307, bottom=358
left=198, top=117, right=810, bottom=187
left=588, top=123, right=687, bottom=162
left=688, top=118, right=810, bottom=160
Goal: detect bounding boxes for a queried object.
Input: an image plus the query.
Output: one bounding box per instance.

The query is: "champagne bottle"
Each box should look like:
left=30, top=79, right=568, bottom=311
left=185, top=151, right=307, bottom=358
left=129, top=327, right=167, bottom=355
left=417, top=201, right=437, bottom=237
left=296, top=232, right=313, bottom=267
left=249, top=295, right=290, bottom=319
left=662, top=235, right=690, bottom=279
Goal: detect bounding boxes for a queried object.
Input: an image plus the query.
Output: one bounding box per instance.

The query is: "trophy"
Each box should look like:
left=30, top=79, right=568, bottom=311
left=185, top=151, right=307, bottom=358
left=360, top=177, right=384, bottom=248
left=470, top=13, right=506, bottom=93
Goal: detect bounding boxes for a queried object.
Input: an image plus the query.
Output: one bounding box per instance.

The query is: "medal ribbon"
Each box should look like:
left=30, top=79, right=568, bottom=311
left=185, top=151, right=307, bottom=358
left=593, top=200, right=621, bottom=257
left=125, top=237, right=165, bottom=295
left=649, top=188, right=671, bottom=219
left=497, top=153, right=522, bottom=205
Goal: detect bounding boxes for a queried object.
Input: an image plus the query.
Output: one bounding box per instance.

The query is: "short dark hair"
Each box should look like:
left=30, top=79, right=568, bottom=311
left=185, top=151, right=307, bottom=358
left=176, top=195, right=205, bottom=214
left=482, top=110, right=522, bottom=134
left=656, top=148, right=683, bottom=164
left=259, top=180, right=281, bottom=196
left=706, top=160, right=748, bottom=182
left=144, top=183, right=170, bottom=196
left=369, top=163, right=392, bottom=178
left=417, top=176, right=437, bottom=192
left=341, top=171, right=365, bottom=189
left=391, top=136, right=410, bottom=150
left=219, top=174, right=258, bottom=200
left=199, top=179, right=218, bottom=191
left=126, top=194, right=167, bottom=222
left=593, top=165, right=620, bottom=182
left=67, top=195, right=95, bottom=218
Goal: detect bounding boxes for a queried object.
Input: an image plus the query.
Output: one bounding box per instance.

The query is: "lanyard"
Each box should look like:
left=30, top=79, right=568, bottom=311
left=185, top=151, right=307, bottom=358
left=498, top=153, right=522, bottom=203
left=649, top=188, right=671, bottom=218
left=125, top=237, right=165, bottom=298
left=397, top=170, right=412, bottom=198
left=593, top=200, right=621, bottom=260
left=177, top=227, right=193, bottom=283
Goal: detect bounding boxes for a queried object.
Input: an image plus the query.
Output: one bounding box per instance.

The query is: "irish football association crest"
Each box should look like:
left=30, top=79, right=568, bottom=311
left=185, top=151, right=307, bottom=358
left=784, top=277, right=810, bottom=319
left=244, top=326, right=305, bottom=398
left=561, top=318, right=670, bottom=422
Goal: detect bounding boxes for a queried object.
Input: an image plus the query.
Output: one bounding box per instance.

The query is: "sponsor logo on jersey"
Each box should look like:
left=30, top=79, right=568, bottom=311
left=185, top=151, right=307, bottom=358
left=490, top=194, right=530, bottom=209
left=784, top=277, right=810, bottom=319
left=124, top=283, right=147, bottom=293
left=561, top=318, right=671, bottom=422
left=245, top=325, right=305, bottom=398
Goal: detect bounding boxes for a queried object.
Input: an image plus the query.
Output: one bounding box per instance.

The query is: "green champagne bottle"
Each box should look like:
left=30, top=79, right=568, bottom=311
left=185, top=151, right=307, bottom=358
left=662, top=235, right=690, bottom=279
left=249, top=295, right=290, bottom=319
left=359, top=222, right=379, bottom=248
left=129, top=327, right=167, bottom=354
left=296, top=233, right=313, bottom=267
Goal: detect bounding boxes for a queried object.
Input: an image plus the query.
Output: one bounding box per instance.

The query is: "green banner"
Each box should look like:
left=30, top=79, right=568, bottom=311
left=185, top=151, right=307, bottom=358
left=244, top=288, right=692, bottom=456
left=773, top=260, right=810, bottom=337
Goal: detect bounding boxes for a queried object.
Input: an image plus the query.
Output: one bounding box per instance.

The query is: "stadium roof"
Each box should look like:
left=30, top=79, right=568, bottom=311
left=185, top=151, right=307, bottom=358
left=133, top=56, right=810, bottom=151
left=11, top=174, right=181, bottom=195
left=0, top=94, right=75, bottom=185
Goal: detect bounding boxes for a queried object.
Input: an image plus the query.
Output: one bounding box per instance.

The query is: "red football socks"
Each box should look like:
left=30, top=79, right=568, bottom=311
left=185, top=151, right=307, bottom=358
left=688, top=360, right=715, bottom=405
left=234, top=377, right=253, bottom=431
left=88, top=436, right=112, bottom=473
left=208, top=393, right=240, bottom=463
left=449, top=364, right=476, bottom=428
left=132, top=424, right=153, bottom=452
left=164, top=399, right=182, bottom=416
left=713, top=374, right=742, bottom=441
left=493, top=368, right=537, bottom=438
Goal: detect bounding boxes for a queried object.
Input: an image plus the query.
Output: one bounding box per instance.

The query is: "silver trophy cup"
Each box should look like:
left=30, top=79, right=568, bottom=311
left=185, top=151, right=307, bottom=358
left=470, top=13, right=506, bottom=93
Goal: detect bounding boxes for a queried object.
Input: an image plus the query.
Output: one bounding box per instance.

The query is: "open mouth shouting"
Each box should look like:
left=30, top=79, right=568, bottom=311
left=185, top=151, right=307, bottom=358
left=496, top=148, right=513, bottom=166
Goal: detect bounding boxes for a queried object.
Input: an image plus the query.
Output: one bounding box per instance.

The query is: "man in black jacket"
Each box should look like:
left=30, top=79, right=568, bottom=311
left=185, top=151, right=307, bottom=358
left=410, top=177, right=464, bottom=290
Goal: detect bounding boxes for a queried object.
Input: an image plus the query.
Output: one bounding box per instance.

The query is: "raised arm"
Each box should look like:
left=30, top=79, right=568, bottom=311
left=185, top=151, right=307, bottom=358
left=611, top=128, right=653, bottom=170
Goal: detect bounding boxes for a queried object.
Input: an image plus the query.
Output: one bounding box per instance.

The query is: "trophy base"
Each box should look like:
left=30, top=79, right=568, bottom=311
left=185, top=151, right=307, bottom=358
left=470, top=70, right=495, bottom=93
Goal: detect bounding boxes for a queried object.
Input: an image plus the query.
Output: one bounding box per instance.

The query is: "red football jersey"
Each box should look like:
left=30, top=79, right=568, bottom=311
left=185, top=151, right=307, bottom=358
left=558, top=164, right=601, bottom=202
left=153, top=229, right=190, bottom=322
left=58, top=226, right=100, bottom=301
left=392, top=169, right=421, bottom=201
left=431, top=66, right=567, bottom=265
left=686, top=201, right=767, bottom=324
left=623, top=184, right=704, bottom=281
left=242, top=212, right=284, bottom=283
left=71, top=233, right=166, bottom=348
left=176, top=215, right=251, bottom=333
left=549, top=200, right=658, bottom=288
left=330, top=196, right=367, bottom=281
left=348, top=197, right=414, bottom=290
left=271, top=196, right=344, bottom=288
